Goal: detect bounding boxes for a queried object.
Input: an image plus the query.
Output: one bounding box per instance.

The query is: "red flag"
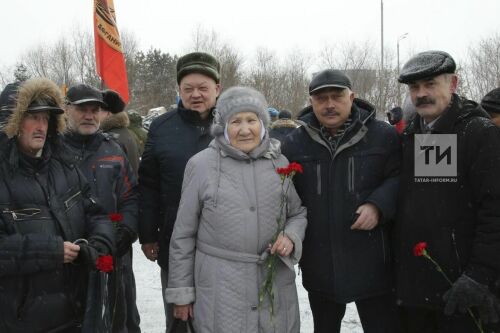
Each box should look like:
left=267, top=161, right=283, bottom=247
left=94, top=0, right=129, bottom=103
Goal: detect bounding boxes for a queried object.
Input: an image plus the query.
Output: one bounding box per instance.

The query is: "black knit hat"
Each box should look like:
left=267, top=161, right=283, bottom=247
left=176, top=52, right=221, bottom=84
left=481, top=88, right=500, bottom=114
left=278, top=109, right=292, bottom=119
left=399, top=50, right=456, bottom=84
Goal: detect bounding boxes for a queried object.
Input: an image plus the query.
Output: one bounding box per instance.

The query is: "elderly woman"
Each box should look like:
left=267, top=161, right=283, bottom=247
left=166, top=87, right=307, bottom=332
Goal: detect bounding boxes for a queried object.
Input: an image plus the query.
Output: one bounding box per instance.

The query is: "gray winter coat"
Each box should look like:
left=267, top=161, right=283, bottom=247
left=166, top=135, right=307, bottom=333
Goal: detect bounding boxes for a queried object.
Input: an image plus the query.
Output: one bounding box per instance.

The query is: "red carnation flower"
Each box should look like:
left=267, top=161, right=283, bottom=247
left=277, top=167, right=291, bottom=176
left=109, top=213, right=123, bottom=223
left=96, top=255, right=114, bottom=272
left=288, top=162, right=303, bottom=174
left=413, top=242, right=427, bottom=257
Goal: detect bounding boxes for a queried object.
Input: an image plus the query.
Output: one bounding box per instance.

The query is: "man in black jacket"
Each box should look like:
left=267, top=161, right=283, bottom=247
left=138, top=52, right=221, bottom=331
left=395, top=50, right=500, bottom=332
left=282, top=69, right=401, bottom=333
left=481, top=87, right=500, bottom=127
left=64, top=84, right=140, bottom=333
left=0, top=77, right=114, bottom=332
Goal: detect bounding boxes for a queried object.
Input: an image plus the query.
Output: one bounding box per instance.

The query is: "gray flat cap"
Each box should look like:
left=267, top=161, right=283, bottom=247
left=399, top=50, right=456, bottom=84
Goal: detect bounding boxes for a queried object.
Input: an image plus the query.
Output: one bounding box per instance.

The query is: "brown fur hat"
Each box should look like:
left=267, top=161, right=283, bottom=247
left=4, top=78, right=66, bottom=138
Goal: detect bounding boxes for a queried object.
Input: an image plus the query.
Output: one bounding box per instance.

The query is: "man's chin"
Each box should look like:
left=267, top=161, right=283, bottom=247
left=78, top=127, right=98, bottom=135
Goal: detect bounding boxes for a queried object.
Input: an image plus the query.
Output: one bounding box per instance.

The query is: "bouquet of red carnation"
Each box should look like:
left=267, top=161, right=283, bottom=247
left=259, top=162, right=303, bottom=318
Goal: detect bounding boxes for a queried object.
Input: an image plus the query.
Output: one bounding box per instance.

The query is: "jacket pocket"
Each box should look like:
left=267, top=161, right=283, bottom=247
left=348, top=156, right=355, bottom=193
left=61, top=187, right=83, bottom=212
left=316, top=162, right=322, bottom=195
left=1, top=207, right=55, bottom=235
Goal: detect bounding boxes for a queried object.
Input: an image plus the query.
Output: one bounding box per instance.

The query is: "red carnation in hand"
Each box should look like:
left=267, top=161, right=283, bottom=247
left=109, top=213, right=123, bottom=223
left=96, top=255, right=114, bottom=272
left=413, top=242, right=427, bottom=257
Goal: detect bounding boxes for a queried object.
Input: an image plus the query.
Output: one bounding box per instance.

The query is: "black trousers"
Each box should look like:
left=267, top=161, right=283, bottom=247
left=308, top=292, right=399, bottom=333
left=399, top=306, right=500, bottom=333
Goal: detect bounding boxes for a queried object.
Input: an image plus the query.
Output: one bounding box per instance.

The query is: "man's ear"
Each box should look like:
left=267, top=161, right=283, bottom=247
left=215, top=83, right=222, bottom=97
left=349, top=91, right=355, bottom=102
left=450, top=75, right=458, bottom=93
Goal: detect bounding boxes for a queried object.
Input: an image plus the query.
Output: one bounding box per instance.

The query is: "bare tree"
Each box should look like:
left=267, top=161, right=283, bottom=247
left=188, top=26, right=244, bottom=89
left=22, top=44, right=52, bottom=78
left=50, top=38, right=75, bottom=86
left=463, top=33, right=500, bottom=101
left=319, top=40, right=399, bottom=115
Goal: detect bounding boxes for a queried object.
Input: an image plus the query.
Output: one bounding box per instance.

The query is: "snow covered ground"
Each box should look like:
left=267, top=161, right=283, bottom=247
left=133, top=243, right=362, bottom=332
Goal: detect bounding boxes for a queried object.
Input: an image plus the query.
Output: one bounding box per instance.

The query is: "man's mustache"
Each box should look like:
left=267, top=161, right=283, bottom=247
left=321, top=109, right=340, bottom=116
left=415, top=97, right=436, bottom=107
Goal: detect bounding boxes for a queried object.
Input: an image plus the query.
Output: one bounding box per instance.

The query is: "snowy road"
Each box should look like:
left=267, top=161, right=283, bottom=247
left=133, top=244, right=362, bottom=332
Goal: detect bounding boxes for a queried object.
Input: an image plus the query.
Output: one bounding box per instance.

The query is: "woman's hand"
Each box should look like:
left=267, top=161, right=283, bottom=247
left=173, top=304, right=194, bottom=321
left=270, top=234, right=294, bottom=257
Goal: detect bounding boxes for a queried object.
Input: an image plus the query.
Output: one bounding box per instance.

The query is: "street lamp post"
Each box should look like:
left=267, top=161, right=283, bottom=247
left=397, top=32, right=408, bottom=105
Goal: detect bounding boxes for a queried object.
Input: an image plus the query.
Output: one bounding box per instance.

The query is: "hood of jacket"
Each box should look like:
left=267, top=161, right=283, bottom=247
left=4, top=78, right=66, bottom=139
left=297, top=97, right=376, bottom=134
left=212, top=133, right=280, bottom=161
left=100, top=111, right=130, bottom=132
left=270, top=118, right=300, bottom=130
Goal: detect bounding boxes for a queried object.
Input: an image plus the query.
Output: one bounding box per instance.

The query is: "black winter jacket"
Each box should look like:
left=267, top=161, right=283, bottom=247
left=394, top=95, right=500, bottom=308
left=0, top=139, right=114, bottom=332
left=282, top=99, right=401, bottom=302
left=63, top=131, right=139, bottom=240
left=138, top=105, right=214, bottom=270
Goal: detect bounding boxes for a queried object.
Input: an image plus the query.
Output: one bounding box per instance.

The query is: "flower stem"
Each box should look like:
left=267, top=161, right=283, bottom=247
left=423, top=252, right=483, bottom=332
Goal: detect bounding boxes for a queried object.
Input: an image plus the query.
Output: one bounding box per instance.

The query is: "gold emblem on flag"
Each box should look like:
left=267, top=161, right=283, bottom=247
left=95, top=0, right=123, bottom=53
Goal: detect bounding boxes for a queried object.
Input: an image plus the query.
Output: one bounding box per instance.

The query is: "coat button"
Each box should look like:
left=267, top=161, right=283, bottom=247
left=251, top=305, right=258, bottom=311
left=249, top=207, right=256, bottom=212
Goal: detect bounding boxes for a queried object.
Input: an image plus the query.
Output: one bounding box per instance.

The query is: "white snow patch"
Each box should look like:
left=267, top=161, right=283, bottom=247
left=133, top=243, right=362, bottom=332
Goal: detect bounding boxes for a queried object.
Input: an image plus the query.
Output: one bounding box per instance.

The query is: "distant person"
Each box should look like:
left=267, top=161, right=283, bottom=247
left=138, top=52, right=221, bottom=332
left=0, top=82, right=20, bottom=144
left=268, top=107, right=279, bottom=122
left=269, top=109, right=300, bottom=142
left=99, top=91, right=141, bottom=176
left=167, top=86, right=307, bottom=332
left=386, top=106, right=406, bottom=134
left=395, top=50, right=500, bottom=333
left=64, top=84, right=140, bottom=333
left=0, top=77, right=114, bottom=332
left=481, top=87, right=500, bottom=127
left=128, top=110, right=148, bottom=155
left=282, top=69, right=401, bottom=333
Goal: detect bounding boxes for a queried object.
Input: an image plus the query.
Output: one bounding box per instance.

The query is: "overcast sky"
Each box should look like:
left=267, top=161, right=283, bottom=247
left=1, top=0, right=499, bottom=70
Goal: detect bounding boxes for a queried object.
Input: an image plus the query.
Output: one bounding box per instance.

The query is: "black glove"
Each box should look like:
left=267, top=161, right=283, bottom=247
left=443, top=274, right=500, bottom=324
left=116, top=225, right=136, bottom=257
left=75, top=243, right=99, bottom=268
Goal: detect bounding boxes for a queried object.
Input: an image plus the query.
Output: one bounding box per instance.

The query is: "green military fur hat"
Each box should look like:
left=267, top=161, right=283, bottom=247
left=176, top=52, right=221, bottom=84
